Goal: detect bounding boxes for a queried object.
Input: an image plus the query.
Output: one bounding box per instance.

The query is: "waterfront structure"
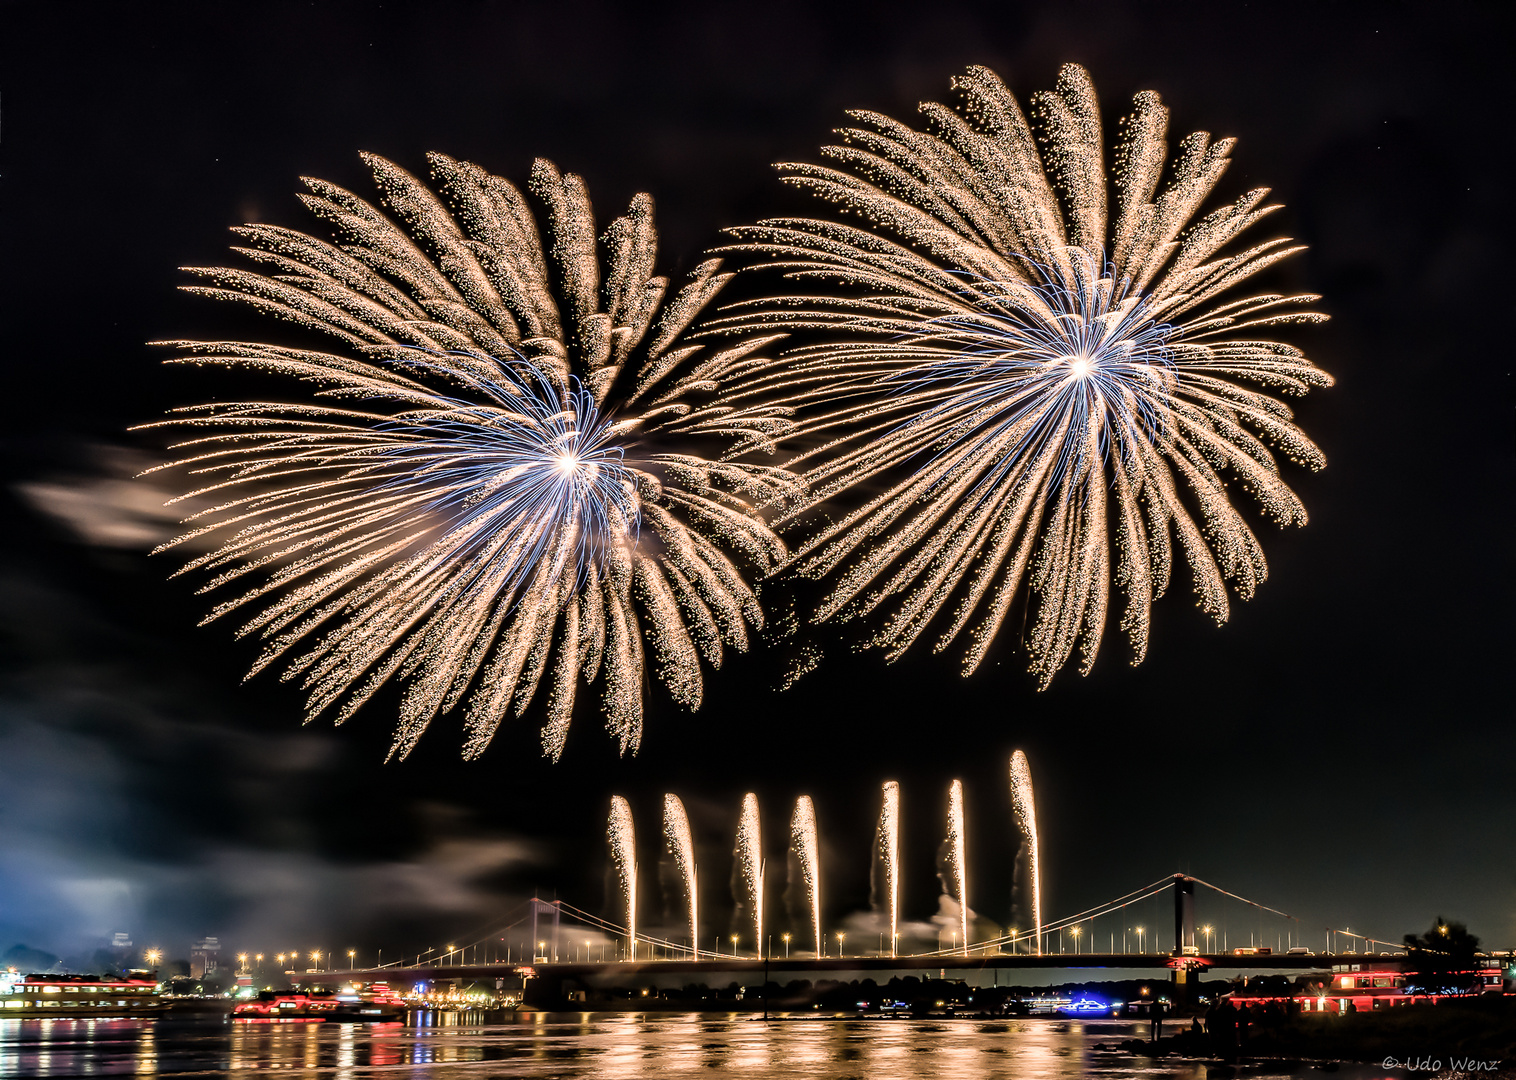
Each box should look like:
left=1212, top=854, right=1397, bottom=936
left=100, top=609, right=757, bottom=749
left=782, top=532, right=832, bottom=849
left=190, top=937, right=221, bottom=978
left=1228, top=959, right=1511, bottom=1013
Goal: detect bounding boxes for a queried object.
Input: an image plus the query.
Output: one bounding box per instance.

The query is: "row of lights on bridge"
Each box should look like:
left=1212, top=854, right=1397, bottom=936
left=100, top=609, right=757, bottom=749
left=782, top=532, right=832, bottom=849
left=144, top=922, right=1230, bottom=973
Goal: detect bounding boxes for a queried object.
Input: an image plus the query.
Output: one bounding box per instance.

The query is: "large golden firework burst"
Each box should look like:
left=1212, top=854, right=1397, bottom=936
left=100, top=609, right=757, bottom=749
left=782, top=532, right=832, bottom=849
left=710, top=63, right=1333, bottom=685
left=146, top=153, right=797, bottom=760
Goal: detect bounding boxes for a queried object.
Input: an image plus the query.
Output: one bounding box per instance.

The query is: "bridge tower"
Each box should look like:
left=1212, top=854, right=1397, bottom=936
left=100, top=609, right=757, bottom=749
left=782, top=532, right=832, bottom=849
left=1170, top=875, right=1200, bottom=1008
left=530, top=898, right=561, bottom=963
left=1172, top=875, right=1195, bottom=954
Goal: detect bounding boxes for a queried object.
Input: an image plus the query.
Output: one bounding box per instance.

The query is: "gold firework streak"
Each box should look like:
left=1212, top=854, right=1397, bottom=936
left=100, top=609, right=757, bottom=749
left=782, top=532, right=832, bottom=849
left=710, top=64, right=1332, bottom=682
left=143, top=154, right=799, bottom=759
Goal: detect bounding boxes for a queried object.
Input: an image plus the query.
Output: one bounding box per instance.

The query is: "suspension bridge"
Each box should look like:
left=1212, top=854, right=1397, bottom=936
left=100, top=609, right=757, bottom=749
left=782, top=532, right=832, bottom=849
left=298, top=873, right=1402, bottom=987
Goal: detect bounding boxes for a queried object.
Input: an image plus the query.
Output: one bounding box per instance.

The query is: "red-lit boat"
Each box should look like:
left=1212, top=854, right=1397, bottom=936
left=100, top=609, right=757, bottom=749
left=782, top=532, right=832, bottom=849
left=233, top=983, right=407, bottom=1022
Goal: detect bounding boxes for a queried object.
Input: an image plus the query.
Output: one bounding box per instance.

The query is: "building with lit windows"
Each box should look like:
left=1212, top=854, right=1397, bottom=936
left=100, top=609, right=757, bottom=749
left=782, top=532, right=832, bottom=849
left=1229, top=959, right=1510, bottom=1013
left=190, top=937, right=221, bottom=978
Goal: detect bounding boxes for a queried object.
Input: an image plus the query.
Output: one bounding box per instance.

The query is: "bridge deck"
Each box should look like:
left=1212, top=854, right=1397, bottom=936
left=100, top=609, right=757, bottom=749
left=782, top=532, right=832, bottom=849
left=305, top=952, right=1392, bottom=984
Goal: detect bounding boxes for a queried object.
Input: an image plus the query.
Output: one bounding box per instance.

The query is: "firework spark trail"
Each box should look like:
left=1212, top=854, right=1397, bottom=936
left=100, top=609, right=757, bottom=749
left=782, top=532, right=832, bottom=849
left=877, top=780, right=900, bottom=958
left=145, top=153, right=800, bottom=761
left=708, top=63, right=1332, bottom=684
left=1010, top=750, right=1041, bottom=955
left=608, top=795, right=637, bottom=961
left=663, top=793, right=698, bottom=956
left=735, top=793, right=763, bottom=958
left=946, top=779, right=968, bottom=955
left=790, top=796, right=822, bottom=957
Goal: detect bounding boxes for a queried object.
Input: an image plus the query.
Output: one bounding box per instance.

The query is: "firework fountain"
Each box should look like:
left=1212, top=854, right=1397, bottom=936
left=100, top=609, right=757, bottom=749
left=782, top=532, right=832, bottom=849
left=663, top=794, right=699, bottom=956
left=735, top=794, right=764, bottom=958
left=790, top=796, right=822, bottom=957
left=608, top=796, right=638, bottom=960
left=876, top=781, right=900, bottom=958
left=946, top=779, right=969, bottom=955
left=1009, top=751, right=1042, bottom=955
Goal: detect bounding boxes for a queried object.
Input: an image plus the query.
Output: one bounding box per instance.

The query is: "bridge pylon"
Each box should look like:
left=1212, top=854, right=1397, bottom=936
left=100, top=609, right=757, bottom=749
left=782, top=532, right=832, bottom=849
left=1170, top=875, right=1201, bottom=1008
left=1172, top=874, right=1195, bottom=955
left=530, top=898, right=561, bottom=963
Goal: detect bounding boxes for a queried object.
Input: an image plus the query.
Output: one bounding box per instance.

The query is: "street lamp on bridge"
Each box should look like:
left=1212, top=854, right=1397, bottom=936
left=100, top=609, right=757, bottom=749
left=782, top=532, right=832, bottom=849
left=837, top=932, right=845, bottom=958
left=1135, top=927, right=1145, bottom=954
left=348, top=949, right=356, bottom=970
left=782, top=933, right=790, bottom=959
left=1070, top=925, right=1082, bottom=954
left=1202, top=925, right=1215, bottom=953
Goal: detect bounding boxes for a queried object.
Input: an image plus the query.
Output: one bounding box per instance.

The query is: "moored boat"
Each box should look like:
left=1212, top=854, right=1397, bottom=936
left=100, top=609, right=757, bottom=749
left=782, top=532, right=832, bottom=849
left=233, top=982, right=407, bottom=1022
left=0, top=970, right=164, bottom=1018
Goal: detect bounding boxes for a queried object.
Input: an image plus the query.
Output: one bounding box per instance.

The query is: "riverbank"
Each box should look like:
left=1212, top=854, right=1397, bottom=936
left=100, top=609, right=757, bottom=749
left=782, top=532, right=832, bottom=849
left=1117, top=996, right=1515, bottom=1066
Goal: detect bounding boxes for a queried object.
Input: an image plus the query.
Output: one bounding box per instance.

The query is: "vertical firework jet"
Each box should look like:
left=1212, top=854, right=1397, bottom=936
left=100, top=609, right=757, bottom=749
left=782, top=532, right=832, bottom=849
left=735, top=793, right=763, bottom=958
left=663, top=794, right=698, bottom=956
left=876, top=781, right=900, bottom=957
left=790, top=796, right=822, bottom=957
left=1009, top=751, right=1042, bottom=955
left=608, top=796, right=638, bottom=960
left=946, top=779, right=969, bottom=955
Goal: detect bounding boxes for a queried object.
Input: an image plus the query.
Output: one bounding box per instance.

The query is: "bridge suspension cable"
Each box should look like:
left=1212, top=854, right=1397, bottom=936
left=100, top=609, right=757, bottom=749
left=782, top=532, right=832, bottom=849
left=915, top=875, right=1178, bottom=957
left=1187, top=875, right=1300, bottom=924
left=405, top=871, right=1393, bottom=968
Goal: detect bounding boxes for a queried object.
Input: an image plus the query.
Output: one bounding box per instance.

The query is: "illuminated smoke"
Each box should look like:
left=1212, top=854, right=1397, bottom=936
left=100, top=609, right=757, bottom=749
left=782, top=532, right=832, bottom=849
left=1009, top=751, right=1041, bottom=955
left=877, top=781, right=900, bottom=957
left=147, top=153, right=799, bottom=762
left=735, top=793, right=763, bottom=958
left=607, top=796, right=638, bottom=960
left=790, top=796, right=821, bottom=957
left=946, top=779, right=968, bottom=954
left=715, top=63, right=1331, bottom=685
left=663, top=794, right=698, bottom=956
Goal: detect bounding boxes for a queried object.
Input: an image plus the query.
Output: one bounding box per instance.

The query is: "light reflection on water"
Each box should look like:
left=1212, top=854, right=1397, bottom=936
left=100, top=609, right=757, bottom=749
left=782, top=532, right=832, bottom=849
left=0, top=1013, right=1404, bottom=1078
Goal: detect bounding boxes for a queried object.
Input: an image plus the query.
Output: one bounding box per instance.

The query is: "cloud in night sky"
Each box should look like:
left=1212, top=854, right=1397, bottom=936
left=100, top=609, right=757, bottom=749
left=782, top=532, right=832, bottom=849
left=16, top=445, right=192, bottom=552
left=0, top=564, right=541, bottom=964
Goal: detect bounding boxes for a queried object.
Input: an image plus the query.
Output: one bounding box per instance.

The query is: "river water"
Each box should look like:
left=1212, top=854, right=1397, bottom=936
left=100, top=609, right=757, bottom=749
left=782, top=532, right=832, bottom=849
left=0, top=1013, right=1405, bottom=1078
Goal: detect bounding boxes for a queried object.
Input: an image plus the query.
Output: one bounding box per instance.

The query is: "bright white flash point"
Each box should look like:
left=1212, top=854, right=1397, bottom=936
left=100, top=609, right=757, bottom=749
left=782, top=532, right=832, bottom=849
left=1066, top=355, right=1093, bottom=380
left=554, top=452, right=580, bottom=474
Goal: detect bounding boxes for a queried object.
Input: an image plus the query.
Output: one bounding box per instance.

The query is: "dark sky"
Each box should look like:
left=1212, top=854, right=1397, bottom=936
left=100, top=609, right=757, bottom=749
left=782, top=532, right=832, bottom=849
left=0, top=0, right=1510, bottom=968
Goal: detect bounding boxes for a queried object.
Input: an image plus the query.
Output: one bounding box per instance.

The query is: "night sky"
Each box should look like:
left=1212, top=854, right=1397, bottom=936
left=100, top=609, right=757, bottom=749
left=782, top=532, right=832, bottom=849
left=0, top=1, right=1509, bottom=969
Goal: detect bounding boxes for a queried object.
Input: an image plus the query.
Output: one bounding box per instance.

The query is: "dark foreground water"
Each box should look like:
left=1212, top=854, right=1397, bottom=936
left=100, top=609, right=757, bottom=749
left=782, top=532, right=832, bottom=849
left=0, top=1013, right=1406, bottom=1078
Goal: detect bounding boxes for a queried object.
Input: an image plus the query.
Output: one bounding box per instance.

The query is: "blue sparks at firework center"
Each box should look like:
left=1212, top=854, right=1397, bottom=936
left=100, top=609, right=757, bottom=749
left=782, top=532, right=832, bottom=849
left=900, top=252, right=1180, bottom=499
left=373, top=356, right=640, bottom=600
